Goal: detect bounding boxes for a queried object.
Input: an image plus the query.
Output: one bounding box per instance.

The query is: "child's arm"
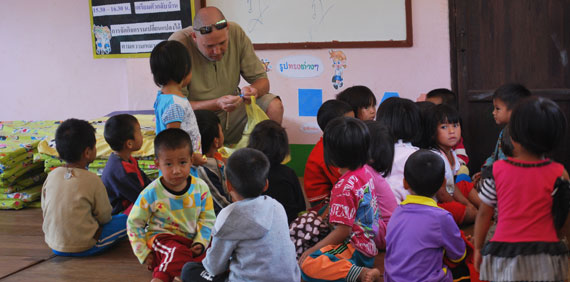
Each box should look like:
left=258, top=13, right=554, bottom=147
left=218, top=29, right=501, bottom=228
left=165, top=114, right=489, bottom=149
left=299, top=224, right=351, bottom=265
left=126, top=193, right=153, bottom=264
left=93, top=180, right=112, bottom=225
left=473, top=203, right=494, bottom=272
left=202, top=235, right=236, bottom=275
left=192, top=181, right=216, bottom=250
left=558, top=169, right=570, bottom=239
left=441, top=213, right=466, bottom=262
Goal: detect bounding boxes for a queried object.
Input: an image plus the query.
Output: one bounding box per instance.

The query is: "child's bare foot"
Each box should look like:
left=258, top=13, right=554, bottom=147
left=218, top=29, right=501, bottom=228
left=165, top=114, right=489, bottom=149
left=358, top=267, right=381, bottom=282
left=150, top=278, right=164, bottom=282
left=173, top=277, right=183, bottom=282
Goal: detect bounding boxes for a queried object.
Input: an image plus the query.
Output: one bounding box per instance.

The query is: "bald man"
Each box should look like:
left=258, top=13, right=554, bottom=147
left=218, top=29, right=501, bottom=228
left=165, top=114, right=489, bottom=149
left=169, top=7, right=284, bottom=145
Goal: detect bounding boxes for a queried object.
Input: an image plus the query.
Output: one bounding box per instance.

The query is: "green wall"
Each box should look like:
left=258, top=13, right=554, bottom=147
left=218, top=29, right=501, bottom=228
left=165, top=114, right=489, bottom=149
left=286, top=144, right=315, bottom=176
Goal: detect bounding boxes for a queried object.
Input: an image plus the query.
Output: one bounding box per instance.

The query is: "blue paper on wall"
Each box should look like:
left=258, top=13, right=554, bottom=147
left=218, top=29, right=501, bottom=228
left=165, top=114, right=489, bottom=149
left=381, top=92, right=400, bottom=104
left=298, top=89, right=322, bottom=117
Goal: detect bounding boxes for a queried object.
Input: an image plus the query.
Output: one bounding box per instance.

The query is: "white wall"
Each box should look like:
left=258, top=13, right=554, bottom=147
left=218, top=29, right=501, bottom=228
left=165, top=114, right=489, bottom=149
left=0, top=0, right=451, bottom=144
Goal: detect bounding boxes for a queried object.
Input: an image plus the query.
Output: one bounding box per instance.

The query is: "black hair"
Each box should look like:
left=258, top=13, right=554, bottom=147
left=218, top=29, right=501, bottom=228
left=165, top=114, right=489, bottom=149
left=376, top=97, right=421, bottom=144
left=248, top=120, right=289, bottom=166
left=154, top=128, right=193, bottom=158
left=317, top=100, right=353, bottom=131
left=500, top=125, right=514, bottom=158
left=55, top=118, right=96, bottom=163
left=415, top=101, right=437, bottom=149
left=150, top=40, right=191, bottom=87
left=225, top=148, right=270, bottom=198
left=104, top=114, right=139, bottom=152
left=426, top=88, right=457, bottom=109
left=426, top=104, right=462, bottom=149
left=194, top=110, right=221, bottom=155
left=364, top=120, right=394, bottom=177
left=492, top=83, right=532, bottom=110
left=509, top=96, right=567, bottom=156
left=404, top=149, right=445, bottom=197
left=323, top=117, right=370, bottom=171
left=336, top=85, right=377, bottom=118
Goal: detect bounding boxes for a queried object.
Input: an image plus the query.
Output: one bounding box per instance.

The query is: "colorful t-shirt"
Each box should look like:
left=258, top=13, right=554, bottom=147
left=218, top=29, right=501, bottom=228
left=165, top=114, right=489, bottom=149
left=329, top=165, right=380, bottom=257
left=385, top=195, right=466, bottom=282
left=126, top=175, right=216, bottom=264
left=153, top=91, right=201, bottom=154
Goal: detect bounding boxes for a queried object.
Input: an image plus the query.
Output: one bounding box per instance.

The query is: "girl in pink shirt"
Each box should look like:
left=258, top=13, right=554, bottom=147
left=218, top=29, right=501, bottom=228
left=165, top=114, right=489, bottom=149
left=474, top=96, right=569, bottom=282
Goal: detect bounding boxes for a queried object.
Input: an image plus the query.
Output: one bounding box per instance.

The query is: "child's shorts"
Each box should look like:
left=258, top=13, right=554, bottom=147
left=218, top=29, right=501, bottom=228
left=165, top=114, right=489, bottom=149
left=438, top=180, right=475, bottom=224
left=52, top=213, right=127, bottom=257
left=301, top=241, right=374, bottom=282
left=149, top=234, right=206, bottom=282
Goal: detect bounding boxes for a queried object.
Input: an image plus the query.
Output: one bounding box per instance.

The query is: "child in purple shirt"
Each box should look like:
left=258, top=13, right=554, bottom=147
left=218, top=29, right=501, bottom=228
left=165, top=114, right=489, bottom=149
left=385, top=150, right=466, bottom=282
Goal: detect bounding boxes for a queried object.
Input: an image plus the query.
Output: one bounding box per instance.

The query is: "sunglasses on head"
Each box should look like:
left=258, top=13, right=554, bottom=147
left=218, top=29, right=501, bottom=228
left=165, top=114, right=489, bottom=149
left=193, top=19, right=228, bottom=34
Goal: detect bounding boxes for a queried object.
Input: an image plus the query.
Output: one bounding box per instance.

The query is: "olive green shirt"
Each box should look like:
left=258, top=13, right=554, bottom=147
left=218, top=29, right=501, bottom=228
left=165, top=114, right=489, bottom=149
left=168, top=22, right=267, bottom=102
left=168, top=22, right=271, bottom=144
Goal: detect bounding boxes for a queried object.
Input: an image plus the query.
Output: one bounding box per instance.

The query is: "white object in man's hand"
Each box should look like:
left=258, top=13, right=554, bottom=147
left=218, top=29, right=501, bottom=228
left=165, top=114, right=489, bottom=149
left=216, top=95, right=242, bottom=112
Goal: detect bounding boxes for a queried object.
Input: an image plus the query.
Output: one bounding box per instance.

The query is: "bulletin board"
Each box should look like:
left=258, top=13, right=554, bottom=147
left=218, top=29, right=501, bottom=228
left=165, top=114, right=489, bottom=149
left=90, top=0, right=195, bottom=58
left=201, top=0, right=412, bottom=49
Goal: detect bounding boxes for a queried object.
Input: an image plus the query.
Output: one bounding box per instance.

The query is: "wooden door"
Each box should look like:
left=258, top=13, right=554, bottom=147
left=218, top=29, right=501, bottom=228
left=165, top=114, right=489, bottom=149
left=450, top=0, right=570, bottom=173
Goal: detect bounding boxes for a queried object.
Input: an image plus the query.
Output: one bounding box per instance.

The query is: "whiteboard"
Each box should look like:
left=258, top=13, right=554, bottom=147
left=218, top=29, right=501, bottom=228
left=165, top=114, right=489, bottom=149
left=203, top=0, right=412, bottom=49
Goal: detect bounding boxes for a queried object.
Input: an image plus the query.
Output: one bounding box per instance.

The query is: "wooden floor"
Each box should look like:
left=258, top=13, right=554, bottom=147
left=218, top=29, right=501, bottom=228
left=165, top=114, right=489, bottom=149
left=0, top=208, right=151, bottom=281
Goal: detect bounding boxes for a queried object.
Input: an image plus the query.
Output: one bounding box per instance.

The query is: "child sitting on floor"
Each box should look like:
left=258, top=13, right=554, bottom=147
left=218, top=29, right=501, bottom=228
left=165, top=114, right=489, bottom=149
left=376, top=97, right=421, bottom=203
left=364, top=120, right=398, bottom=250
left=336, top=85, right=377, bottom=121
left=300, top=117, right=382, bottom=282
left=181, top=148, right=300, bottom=282
left=304, top=99, right=353, bottom=209
left=151, top=40, right=205, bottom=166
left=194, top=110, right=231, bottom=215
left=42, top=118, right=127, bottom=256
left=102, top=114, right=151, bottom=215
left=127, top=128, right=216, bottom=282
left=426, top=104, right=479, bottom=225
left=425, top=88, right=469, bottom=167
left=385, top=150, right=466, bottom=282
left=248, top=120, right=305, bottom=224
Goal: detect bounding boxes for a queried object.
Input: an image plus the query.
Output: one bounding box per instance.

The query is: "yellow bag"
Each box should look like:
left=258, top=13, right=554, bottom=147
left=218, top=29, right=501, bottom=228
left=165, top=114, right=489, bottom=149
left=219, top=96, right=269, bottom=158
left=218, top=96, right=291, bottom=164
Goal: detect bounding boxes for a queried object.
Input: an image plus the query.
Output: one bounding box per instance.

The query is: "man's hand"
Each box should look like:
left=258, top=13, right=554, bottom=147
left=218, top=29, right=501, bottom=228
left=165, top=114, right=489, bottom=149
left=144, top=253, right=154, bottom=271
left=240, top=85, right=258, bottom=105
left=216, top=95, right=242, bottom=112
left=191, top=243, right=204, bottom=257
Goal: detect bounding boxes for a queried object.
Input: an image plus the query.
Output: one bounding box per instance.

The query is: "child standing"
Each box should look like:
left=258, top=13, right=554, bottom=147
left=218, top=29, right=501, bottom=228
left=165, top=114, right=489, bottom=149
left=150, top=40, right=205, bottom=166
left=336, top=85, right=377, bottom=121
left=42, top=119, right=127, bottom=256
left=181, top=148, right=300, bottom=282
left=474, top=97, right=569, bottom=281
left=194, top=110, right=231, bottom=214
left=300, top=117, right=382, bottom=282
left=376, top=97, right=421, bottom=203
left=426, top=104, right=479, bottom=225
left=127, top=128, right=215, bottom=282
left=102, top=114, right=151, bottom=215
left=385, top=150, right=466, bottom=282
left=248, top=120, right=305, bottom=224
left=304, top=100, right=354, bottom=208
left=473, top=83, right=531, bottom=184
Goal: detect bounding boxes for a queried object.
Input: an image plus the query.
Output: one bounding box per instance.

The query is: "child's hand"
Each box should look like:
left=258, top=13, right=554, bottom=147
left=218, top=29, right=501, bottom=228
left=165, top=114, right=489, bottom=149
left=299, top=247, right=316, bottom=266
left=191, top=243, right=204, bottom=257
left=192, top=153, right=207, bottom=166
left=144, top=253, right=154, bottom=271
left=472, top=172, right=482, bottom=186
left=473, top=249, right=482, bottom=272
